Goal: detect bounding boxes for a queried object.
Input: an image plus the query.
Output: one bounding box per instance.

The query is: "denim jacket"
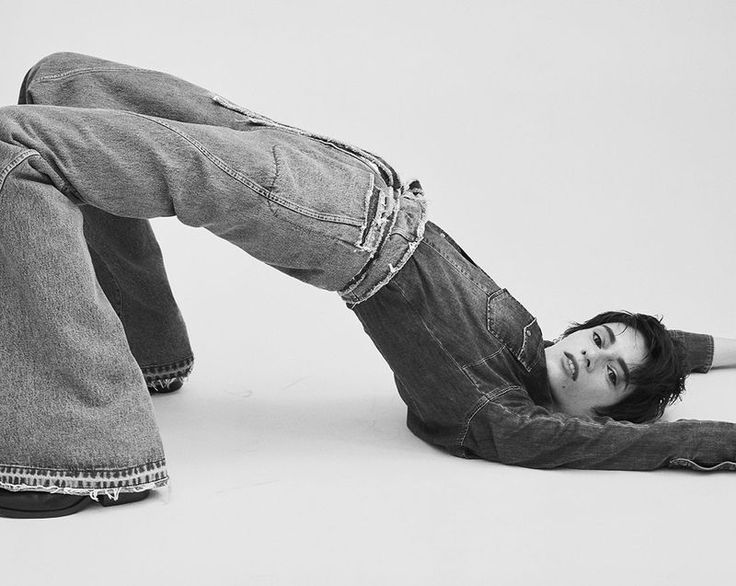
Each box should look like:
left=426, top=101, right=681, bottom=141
left=352, top=220, right=736, bottom=472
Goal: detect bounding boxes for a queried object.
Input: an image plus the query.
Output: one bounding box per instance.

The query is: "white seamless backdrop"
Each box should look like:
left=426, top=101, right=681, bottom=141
left=1, top=2, right=734, bottom=585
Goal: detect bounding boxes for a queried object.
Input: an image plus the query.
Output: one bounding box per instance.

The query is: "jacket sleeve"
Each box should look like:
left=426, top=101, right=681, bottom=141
left=669, top=330, right=714, bottom=374
left=462, top=387, right=736, bottom=471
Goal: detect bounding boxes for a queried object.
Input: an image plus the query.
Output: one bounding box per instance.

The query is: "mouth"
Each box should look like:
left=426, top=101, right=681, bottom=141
left=563, top=352, right=578, bottom=381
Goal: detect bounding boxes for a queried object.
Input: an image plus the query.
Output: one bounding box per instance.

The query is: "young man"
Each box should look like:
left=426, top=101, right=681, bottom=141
left=0, top=53, right=734, bottom=519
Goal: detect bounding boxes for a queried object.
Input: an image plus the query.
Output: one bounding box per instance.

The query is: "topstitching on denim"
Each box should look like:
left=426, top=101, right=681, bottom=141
left=519, top=319, right=540, bottom=361
left=36, top=66, right=150, bottom=83
left=211, top=93, right=399, bottom=188
left=391, top=276, right=485, bottom=400
left=124, top=113, right=270, bottom=202
left=485, top=288, right=543, bottom=373
left=270, top=143, right=370, bottom=227
left=338, top=190, right=397, bottom=298
left=0, top=150, right=40, bottom=205
left=457, top=386, right=517, bottom=447
left=86, top=244, right=124, bottom=320
left=421, top=235, right=496, bottom=296
left=461, top=347, right=505, bottom=389
left=128, top=112, right=371, bottom=229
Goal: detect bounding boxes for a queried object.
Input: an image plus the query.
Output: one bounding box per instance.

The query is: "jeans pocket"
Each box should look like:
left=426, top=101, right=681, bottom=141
left=266, top=130, right=380, bottom=248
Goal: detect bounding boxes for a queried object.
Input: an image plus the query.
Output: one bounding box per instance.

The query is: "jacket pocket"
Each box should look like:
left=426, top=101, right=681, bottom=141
left=486, top=288, right=543, bottom=374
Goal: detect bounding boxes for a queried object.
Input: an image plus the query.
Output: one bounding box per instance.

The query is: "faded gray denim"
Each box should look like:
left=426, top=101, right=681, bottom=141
left=0, top=53, right=426, bottom=497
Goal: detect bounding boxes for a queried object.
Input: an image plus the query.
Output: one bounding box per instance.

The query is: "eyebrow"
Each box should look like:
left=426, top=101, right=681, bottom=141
left=602, top=325, right=631, bottom=388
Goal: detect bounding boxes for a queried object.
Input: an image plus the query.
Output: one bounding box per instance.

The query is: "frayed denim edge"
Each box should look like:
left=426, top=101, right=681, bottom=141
left=343, top=192, right=428, bottom=308
left=142, top=356, right=194, bottom=384
left=0, top=477, right=167, bottom=501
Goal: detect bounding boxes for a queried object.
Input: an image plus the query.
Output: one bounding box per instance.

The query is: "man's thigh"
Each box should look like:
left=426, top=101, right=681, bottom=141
left=0, top=103, right=387, bottom=291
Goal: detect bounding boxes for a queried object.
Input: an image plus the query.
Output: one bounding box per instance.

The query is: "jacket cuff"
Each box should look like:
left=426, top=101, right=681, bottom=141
left=668, top=330, right=714, bottom=374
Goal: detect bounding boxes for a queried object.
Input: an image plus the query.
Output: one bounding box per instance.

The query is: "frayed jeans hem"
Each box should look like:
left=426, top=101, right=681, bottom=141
left=0, top=459, right=168, bottom=499
left=141, top=355, right=194, bottom=383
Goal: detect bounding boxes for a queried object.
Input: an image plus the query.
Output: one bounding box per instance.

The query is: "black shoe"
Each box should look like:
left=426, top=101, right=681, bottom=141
left=0, top=488, right=151, bottom=519
left=147, top=376, right=185, bottom=394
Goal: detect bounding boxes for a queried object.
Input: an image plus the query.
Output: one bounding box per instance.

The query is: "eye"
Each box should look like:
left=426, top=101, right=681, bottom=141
left=607, top=366, right=618, bottom=386
left=593, top=332, right=602, bottom=348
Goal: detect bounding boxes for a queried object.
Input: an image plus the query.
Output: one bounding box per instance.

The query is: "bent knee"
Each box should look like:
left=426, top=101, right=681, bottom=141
left=0, top=104, right=25, bottom=129
left=0, top=105, right=47, bottom=154
left=27, top=51, right=98, bottom=78
left=19, top=52, right=105, bottom=104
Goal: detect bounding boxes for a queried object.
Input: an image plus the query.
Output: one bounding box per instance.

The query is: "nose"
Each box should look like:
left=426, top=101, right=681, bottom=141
left=581, top=347, right=606, bottom=370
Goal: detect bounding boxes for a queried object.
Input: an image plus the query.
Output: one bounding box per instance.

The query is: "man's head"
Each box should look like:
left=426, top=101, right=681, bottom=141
left=544, top=311, right=688, bottom=423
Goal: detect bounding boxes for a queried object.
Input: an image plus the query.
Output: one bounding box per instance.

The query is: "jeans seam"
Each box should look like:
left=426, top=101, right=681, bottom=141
left=0, top=458, right=166, bottom=472
left=268, top=143, right=366, bottom=226
left=140, top=355, right=194, bottom=370
left=36, top=66, right=150, bottom=82
left=0, top=459, right=168, bottom=496
left=269, top=144, right=280, bottom=194
left=87, top=245, right=125, bottom=321
left=212, top=93, right=397, bottom=187
left=128, top=112, right=365, bottom=228
left=140, top=356, right=194, bottom=381
left=125, top=111, right=272, bottom=197
left=0, top=150, right=40, bottom=207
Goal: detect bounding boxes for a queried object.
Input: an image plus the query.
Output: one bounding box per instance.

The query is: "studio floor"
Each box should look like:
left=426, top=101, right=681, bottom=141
left=2, top=217, right=736, bottom=585
left=3, top=347, right=736, bottom=585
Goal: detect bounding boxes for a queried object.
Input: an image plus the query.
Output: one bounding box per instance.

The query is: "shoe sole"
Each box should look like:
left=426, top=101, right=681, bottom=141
left=0, top=489, right=151, bottom=519
left=0, top=496, right=92, bottom=519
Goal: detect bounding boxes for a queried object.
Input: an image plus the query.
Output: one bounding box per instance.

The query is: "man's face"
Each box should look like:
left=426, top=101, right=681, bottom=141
left=544, top=322, right=649, bottom=418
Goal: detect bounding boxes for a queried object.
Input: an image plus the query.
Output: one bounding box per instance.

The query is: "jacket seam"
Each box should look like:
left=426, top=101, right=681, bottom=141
left=390, top=279, right=485, bottom=408
left=421, top=236, right=493, bottom=296
left=458, top=386, right=518, bottom=447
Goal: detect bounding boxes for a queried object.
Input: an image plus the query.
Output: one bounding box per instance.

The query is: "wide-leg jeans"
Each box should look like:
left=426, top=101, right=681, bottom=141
left=0, top=53, right=426, bottom=497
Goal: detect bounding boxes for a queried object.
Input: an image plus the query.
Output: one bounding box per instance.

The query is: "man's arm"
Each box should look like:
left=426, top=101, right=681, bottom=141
left=669, top=330, right=736, bottom=371
left=668, top=330, right=714, bottom=373
left=462, top=387, right=736, bottom=471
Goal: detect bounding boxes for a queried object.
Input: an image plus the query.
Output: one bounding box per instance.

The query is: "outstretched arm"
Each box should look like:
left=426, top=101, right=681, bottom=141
left=710, top=338, right=736, bottom=369
left=463, top=386, right=736, bottom=471
left=669, top=331, right=736, bottom=371
left=668, top=330, right=714, bottom=373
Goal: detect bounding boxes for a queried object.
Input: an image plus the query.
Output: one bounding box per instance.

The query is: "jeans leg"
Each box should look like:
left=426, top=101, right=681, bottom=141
left=19, top=53, right=195, bottom=385
left=0, top=103, right=381, bottom=288
left=17, top=52, right=421, bottom=306
left=18, top=52, right=256, bottom=129
left=0, top=55, right=410, bottom=496
left=81, top=207, right=194, bottom=385
left=0, top=144, right=167, bottom=496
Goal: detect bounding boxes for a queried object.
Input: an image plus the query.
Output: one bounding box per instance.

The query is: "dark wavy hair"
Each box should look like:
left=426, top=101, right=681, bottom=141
left=560, top=310, right=688, bottom=424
